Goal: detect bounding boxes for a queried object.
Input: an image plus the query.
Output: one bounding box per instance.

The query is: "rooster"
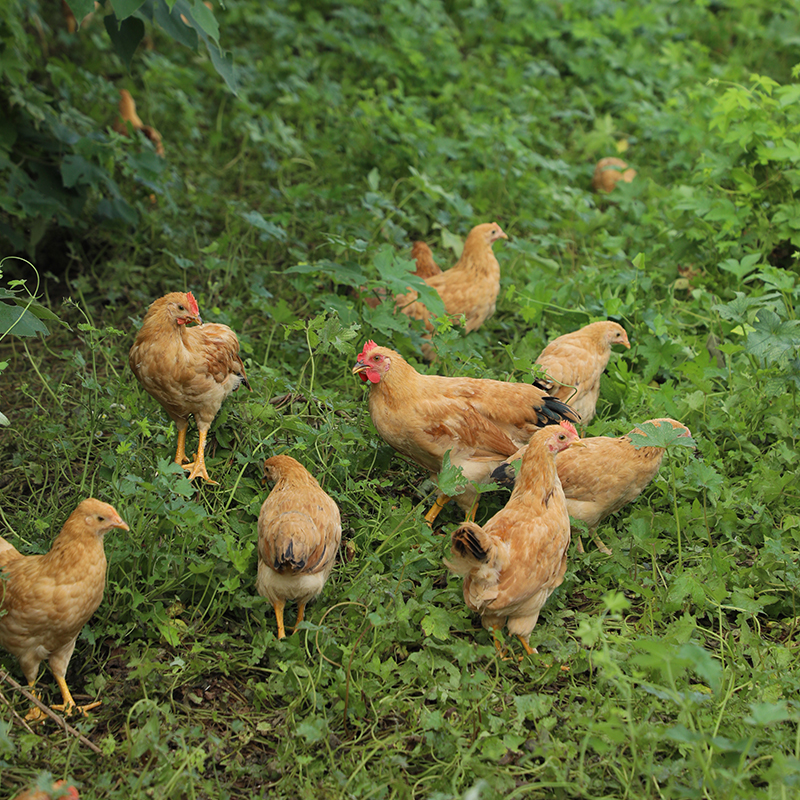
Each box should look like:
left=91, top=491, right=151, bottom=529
left=352, top=341, right=579, bottom=524
left=446, top=422, right=581, bottom=656
left=129, top=291, right=250, bottom=484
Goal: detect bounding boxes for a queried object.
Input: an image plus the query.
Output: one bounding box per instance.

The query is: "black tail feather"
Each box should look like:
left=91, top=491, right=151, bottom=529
left=452, top=524, right=488, bottom=562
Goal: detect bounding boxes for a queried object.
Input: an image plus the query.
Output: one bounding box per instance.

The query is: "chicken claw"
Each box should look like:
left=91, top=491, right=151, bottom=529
left=183, top=429, right=219, bottom=485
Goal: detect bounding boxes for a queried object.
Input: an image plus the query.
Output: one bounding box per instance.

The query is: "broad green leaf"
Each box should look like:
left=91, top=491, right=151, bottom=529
left=0, top=302, right=50, bottom=337
left=110, top=0, right=148, bottom=19
left=66, top=0, right=96, bottom=20
left=420, top=607, right=458, bottom=640
left=745, top=701, right=792, bottom=726
left=718, top=253, right=761, bottom=279
left=437, top=451, right=468, bottom=496
left=190, top=0, right=219, bottom=42
left=745, top=309, right=800, bottom=367
left=628, top=421, right=696, bottom=450
left=104, top=13, right=146, bottom=73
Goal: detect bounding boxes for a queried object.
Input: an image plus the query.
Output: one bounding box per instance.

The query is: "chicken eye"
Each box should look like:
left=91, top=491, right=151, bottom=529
left=97, top=516, right=105, bottom=521
left=178, top=305, right=185, bottom=311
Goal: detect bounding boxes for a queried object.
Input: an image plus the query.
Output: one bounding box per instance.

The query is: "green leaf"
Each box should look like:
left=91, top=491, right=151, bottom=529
left=745, top=309, right=800, bottom=367
left=66, top=0, right=96, bottom=22
left=745, top=701, right=792, bottom=726
left=0, top=302, right=50, bottom=337
left=420, top=606, right=458, bottom=640
left=104, top=13, right=146, bottom=72
left=110, top=0, right=148, bottom=19
left=628, top=421, right=696, bottom=451
left=437, top=451, right=468, bottom=496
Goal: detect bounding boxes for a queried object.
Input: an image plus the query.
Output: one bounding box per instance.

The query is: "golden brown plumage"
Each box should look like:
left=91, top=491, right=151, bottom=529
left=0, top=499, right=128, bottom=721
left=256, top=456, right=342, bottom=639
left=492, top=418, right=692, bottom=554
left=534, top=321, right=630, bottom=423
left=446, top=423, right=581, bottom=656
left=557, top=417, right=692, bottom=553
left=410, top=241, right=442, bottom=279
left=129, top=291, right=250, bottom=485
left=395, top=223, right=508, bottom=352
left=352, top=341, right=579, bottom=524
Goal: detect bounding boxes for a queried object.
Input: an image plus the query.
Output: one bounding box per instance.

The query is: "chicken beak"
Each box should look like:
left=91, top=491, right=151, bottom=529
left=570, top=438, right=586, bottom=449
left=352, top=361, right=367, bottom=375
left=622, top=337, right=631, bottom=349
left=112, top=516, right=130, bottom=532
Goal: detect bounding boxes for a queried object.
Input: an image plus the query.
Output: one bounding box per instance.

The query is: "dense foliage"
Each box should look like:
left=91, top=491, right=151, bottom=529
left=1, top=0, right=800, bottom=798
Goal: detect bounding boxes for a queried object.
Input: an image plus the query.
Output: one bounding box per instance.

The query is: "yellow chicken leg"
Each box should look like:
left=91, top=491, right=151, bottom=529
left=184, top=428, right=218, bottom=485
left=23, top=684, right=46, bottom=723
left=174, top=422, right=189, bottom=465
left=424, top=494, right=451, bottom=526
left=50, top=674, right=101, bottom=717
left=517, top=636, right=537, bottom=656
left=291, top=602, right=307, bottom=635
left=273, top=598, right=287, bottom=639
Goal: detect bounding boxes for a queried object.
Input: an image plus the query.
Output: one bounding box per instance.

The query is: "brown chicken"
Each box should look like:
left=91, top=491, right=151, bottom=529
left=129, top=291, right=251, bottom=485
left=0, top=499, right=129, bottom=721
left=534, top=321, right=630, bottom=423
left=492, top=418, right=693, bottom=554
left=410, top=240, right=442, bottom=279
left=395, top=222, right=508, bottom=344
left=446, top=422, right=581, bottom=656
left=256, top=456, right=342, bottom=639
left=352, top=341, right=579, bottom=524
left=16, top=778, right=79, bottom=800
left=113, top=89, right=164, bottom=156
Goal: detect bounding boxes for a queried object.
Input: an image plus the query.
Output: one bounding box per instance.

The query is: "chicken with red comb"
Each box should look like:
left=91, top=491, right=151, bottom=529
left=352, top=341, right=580, bottom=524
left=129, top=291, right=251, bottom=484
left=446, top=423, right=582, bottom=657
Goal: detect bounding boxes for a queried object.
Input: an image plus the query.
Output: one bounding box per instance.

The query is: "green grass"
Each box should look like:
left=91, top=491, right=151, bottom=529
left=1, top=0, right=800, bottom=797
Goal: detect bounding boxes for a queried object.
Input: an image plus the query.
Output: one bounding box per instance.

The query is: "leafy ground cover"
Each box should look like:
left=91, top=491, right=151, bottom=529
left=1, top=0, right=800, bottom=797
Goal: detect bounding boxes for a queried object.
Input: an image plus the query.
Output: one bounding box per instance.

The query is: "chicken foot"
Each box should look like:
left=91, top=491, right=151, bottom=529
left=575, top=528, right=612, bottom=555
left=23, top=677, right=100, bottom=723
left=183, top=428, right=219, bottom=485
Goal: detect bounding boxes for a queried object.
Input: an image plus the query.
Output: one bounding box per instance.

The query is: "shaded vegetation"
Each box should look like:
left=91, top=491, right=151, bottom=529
left=1, top=0, right=800, bottom=798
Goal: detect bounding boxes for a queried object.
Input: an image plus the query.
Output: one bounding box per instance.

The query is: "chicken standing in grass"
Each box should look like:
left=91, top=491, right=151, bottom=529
left=534, top=321, right=630, bottom=423
left=129, top=291, right=251, bottom=485
left=256, top=456, right=342, bottom=639
left=446, top=422, right=581, bottom=656
left=0, top=499, right=129, bottom=721
left=352, top=341, right=579, bottom=524
left=395, top=222, right=508, bottom=342
left=492, top=418, right=693, bottom=554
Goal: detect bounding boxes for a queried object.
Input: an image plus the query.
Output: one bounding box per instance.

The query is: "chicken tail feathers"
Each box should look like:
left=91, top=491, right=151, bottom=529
left=536, top=392, right=581, bottom=426
left=446, top=521, right=498, bottom=574
left=489, top=459, right=518, bottom=490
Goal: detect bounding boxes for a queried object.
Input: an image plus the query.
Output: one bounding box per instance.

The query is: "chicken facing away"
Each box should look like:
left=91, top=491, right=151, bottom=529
left=257, top=456, right=342, bottom=639
left=0, top=499, right=128, bottom=721
left=492, top=418, right=692, bottom=554
left=446, top=422, right=581, bottom=656
left=352, top=341, right=579, bottom=525
left=395, top=222, right=508, bottom=344
left=534, top=321, right=630, bottom=423
left=129, top=291, right=251, bottom=485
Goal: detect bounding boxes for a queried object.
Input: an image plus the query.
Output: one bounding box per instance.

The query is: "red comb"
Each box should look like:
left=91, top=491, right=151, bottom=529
left=358, top=340, right=378, bottom=360
left=186, top=292, right=199, bottom=316
left=559, top=420, right=579, bottom=437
